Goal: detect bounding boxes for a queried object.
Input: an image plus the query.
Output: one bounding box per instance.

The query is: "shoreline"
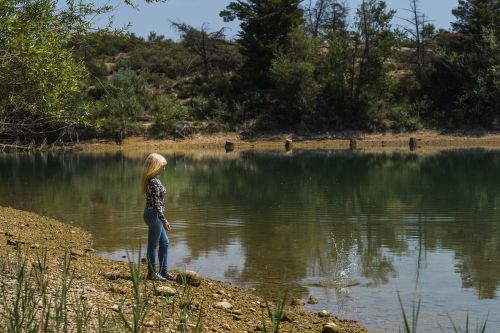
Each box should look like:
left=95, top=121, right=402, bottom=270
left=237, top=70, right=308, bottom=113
left=75, top=130, right=500, bottom=153
left=0, top=206, right=370, bottom=333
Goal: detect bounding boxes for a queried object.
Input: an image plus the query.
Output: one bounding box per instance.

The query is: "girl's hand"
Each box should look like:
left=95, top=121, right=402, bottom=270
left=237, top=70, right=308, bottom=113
left=163, top=221, right=171, bottom=231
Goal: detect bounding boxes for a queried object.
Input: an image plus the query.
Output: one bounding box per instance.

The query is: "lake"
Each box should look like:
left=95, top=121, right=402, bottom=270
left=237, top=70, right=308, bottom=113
left=1, top=149, right=499, bottom=332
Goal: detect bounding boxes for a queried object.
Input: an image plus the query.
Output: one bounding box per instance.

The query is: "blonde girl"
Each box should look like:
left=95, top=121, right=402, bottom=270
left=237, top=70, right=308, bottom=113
left=141, top=153, right=175, bottom=281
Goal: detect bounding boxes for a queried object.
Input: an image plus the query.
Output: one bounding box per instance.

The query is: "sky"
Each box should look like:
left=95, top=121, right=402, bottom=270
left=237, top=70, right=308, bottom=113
left=92, top=0, right=459, bottom=40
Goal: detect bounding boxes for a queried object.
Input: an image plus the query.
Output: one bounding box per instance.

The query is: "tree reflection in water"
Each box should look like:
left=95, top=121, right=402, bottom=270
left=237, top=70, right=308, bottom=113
left=1, top=149, right=500, bottom=304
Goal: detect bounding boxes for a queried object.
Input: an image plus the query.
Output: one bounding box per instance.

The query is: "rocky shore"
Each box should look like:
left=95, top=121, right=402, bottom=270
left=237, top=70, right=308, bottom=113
left=0, top=206, right=370, bottom=333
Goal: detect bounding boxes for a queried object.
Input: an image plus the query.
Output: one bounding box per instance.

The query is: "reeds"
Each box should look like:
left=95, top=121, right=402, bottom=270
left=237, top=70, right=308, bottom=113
left=0, top=247, right=205, bottom=333
left=397, top=290, right=490, bottom=333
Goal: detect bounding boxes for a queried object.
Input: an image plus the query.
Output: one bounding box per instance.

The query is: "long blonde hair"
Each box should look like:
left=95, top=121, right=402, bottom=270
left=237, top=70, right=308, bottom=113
left=140, top=153, right=167, bottom=194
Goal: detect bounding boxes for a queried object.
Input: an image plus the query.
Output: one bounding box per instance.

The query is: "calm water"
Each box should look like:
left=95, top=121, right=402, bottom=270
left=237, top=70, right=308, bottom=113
left=1, top=149, right=500, bottom=332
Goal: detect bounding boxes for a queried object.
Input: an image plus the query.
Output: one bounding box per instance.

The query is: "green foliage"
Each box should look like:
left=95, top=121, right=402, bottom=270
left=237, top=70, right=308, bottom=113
left=1, top=0, right=499, bottom=140
left=94, top=69, right=149, bottom=138
left=448, top=312, right=488, bottom=333
left=172, top=22, right=241, bottom=80
left=270, top=28, right=320, bottom=128
left=149, top=94, right=189, bottom=137
left=427, top=0, right=500, bottom=128
left=0, top=0, right=90, bottom=142
left=221, top=0, right=303, bottom=89
left=397, top=290, right=421, bottom=333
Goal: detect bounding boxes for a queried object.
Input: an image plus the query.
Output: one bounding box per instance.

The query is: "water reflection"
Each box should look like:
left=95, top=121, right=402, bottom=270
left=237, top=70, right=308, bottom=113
left=1, top=149, right=500, bottom=330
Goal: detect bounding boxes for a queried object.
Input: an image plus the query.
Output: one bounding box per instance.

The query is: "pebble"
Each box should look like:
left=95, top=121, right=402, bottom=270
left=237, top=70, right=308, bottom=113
left=155, top=286, right=177, bottom=297
left=109, top=285, right=128, bottom=295
left=6, top=239, right=17, bottom=246
left=307, top=295, right=319, bottom=304
left=319, top=310, right=330, bottom=317
left=213, top=301, right=233, bottom=310
left=291, top=298, right=304, bottom=306
left=176, top=270, right=201, bottom=287
left=322, top=322, right=341, bottom=333
left=70, top=249, right=84, bottom=256
left=143, top=321, right=154, bottom=327
left=280, top=310, right=294, bottom=322
left=110, top=304, right=120, bottom=312
left=222, top=323, right=230, bottom=330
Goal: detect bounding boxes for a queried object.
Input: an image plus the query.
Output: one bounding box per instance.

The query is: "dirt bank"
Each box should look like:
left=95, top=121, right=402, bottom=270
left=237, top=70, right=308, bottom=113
left=0, top=206, right=369, bottom=333
left=75, top=130, right=500, bottom=153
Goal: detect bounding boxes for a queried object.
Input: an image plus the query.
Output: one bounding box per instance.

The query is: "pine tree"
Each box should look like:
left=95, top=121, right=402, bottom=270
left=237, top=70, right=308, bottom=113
left=220, top=0, right=303, bottom=90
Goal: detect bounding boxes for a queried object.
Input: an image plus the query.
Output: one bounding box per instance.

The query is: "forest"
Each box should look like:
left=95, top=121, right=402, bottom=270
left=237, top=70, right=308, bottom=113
left=0, top=0, right=498, bottom=145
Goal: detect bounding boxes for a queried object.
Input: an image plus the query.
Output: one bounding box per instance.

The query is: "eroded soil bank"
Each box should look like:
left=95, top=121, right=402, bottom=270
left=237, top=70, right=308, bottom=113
left=76, top=130, right=500, bottom=153
left=0, top=206, right=369, bottom=333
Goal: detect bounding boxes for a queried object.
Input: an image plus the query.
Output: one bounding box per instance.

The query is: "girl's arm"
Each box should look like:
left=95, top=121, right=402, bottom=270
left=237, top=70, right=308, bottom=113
left=150, top=178, right=167, bottom=223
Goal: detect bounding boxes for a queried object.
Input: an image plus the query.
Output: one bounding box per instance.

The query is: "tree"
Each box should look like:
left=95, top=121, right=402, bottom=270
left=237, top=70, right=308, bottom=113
left=451, top=0, right=499, bottom=41
left=304, top=0, right=348, bottom=39
left=353, top=0, right=396, bottom=115
left=270, top=27, right=320, bottom=127
left=171, top=22, right=240, bottom=80
left=0, top=0, right=93, bottom=144
left=399, top=0, right=433, bottom=83
left=220, top=0, right=303, bottom=90
left=427, top=0, right=499, bottom=128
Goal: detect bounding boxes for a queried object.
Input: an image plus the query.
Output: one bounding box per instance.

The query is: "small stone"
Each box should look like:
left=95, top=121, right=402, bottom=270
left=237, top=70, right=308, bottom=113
left=307, top=295, right=318, bottom=304
left=109, top=285, right=128, bottom=295
left=280, top=310, right=294, bottom=322
left=318, top=310, right=330, bottom=317
left=249, top=308, right=256, bottom=313
left=6, top=239, right=17, bottom=246
left=291, top=298, right=304, bottom=306
left=222, top=323, right=230, bottom=330
left=70, top=249, right=84, bottom=256
left=213, top=301, right=233, bottom=310
left=176, top=270, right=201, bottom=287
left=231, top=309, right=242, bottom=315
left=110, top=304, right=120, bottom=312
left=232, top=315, right=241, bottom=321
left=155, top=286, right=177, bottom=297
left=322, top=322, right=341, bottom=333
left=143, top=321, right=154, bottom=327
left=30, top=243, right=40, bottom=249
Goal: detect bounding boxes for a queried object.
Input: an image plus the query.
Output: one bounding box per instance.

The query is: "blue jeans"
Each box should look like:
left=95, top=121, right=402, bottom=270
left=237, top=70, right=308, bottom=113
left=143, top=208, right=169, bottom=275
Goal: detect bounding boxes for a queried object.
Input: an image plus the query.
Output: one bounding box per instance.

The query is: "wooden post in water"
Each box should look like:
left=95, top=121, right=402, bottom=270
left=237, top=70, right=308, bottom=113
left=285, top=139, right=292, bottom=151
left=225, top=141, right=234, bottom=152
left=350, top=139, right=357, bottom=150
left=409, top=137, right=417, bottom=151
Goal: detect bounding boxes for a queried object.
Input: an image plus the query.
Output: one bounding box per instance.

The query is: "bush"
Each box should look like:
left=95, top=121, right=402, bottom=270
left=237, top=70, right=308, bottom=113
left=149, top=94, right=189, bottom=137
